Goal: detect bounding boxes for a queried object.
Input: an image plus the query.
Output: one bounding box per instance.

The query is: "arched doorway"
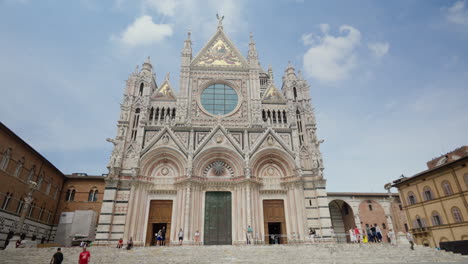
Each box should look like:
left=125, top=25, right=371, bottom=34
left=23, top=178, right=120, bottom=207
left=329, top=200, right=356, bottom=242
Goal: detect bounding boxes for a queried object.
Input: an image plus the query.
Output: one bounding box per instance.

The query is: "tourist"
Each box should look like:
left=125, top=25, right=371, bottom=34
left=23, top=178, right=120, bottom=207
left=194, top=230, right=200, bottom=245
left=157, top=230, right=162, bottom=246
left=309, top=228, right=316, bottom=243
left=178, top=228, right=184, bottom=245
left=117, top=238, right=123, bottom=248
left=127, top=237, right=133, bottom=250
left=370, top=225, right=376, bottom=242
left=349, top=228, right=356, bottom=243
left=353, top=226, right=361, bottom=243
left=375, top=225, right=383, bottom=242
left=246, top=225, right=253, bottom=245
left=50, top=248, right=63, bottom=264
left=362, top=234, right=368, bottom=243
left=162, top=226, right=167, bottom=246
left=78, top=247, right=90, bottom=264
left=387, top=229, right=396, bottom=246
left=15, top=239, right=21, bottom=248
left=80, top=241, right=86, bottom=247
left=406, top=232, right=414, bottom=250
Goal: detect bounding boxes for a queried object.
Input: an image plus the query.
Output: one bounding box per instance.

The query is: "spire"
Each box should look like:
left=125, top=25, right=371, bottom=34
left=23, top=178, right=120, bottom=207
left=285, top=61, right=296, bottom=79
left=248, top=32, right=259, bottom=67
left=267, top=65, right=274, bottom=84
left=181, top=31, right=192, bottom=66
left=141, top=56, right=153, bottom=75
left=216, top=13, right=224, bottom=30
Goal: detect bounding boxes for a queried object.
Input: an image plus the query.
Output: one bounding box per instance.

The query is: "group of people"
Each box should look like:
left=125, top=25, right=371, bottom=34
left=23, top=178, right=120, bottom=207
left=347, top=224, right=384, bottom=243
left=117, top=237, right=133, bottom=249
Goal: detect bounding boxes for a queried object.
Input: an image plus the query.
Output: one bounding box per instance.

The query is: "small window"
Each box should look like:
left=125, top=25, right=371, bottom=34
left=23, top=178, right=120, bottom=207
left=368, top=204, right=373, bottom=211
left=139, top=83, right=144, bottom=96
left=16, top=198, right=24, bottom=214
left=88, top=188, right=98, bottom=202
left=0, top=148, right=12, bottom=171
left=452, top=207, right=463, bottom=223
left=382, top=223, right=386, bottom=229
left=65, top=188, right=75, bottom=202
left=404, top=223, right=409, bottom=232
left=423, top=186, right=433, bottom=201
left=441, top=181, right=453, bottom=196
left=432, top=211, right=442, bottom=226
left=408, top=192, right=417, bottom=205
left=399, top=204, right=403, bottom=210
left=28, top=203, right=35, bottom=217
left=14, top=157, right=24, bottom=177
left=309, top=200, right=312, bottom=206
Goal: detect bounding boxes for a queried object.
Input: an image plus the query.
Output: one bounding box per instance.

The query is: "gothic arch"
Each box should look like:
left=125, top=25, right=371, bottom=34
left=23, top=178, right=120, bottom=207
left=140, top=147, right=187, bottom=177
left=251, top=148, right=295, bottom=178
left=328, top=199, right=356, bottom=243
left=193, top=147, right=244, bottom=177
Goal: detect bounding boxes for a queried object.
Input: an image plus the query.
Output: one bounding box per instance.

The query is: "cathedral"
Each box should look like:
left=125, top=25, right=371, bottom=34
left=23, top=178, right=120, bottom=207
left=96, top=18, right=332, bottom=246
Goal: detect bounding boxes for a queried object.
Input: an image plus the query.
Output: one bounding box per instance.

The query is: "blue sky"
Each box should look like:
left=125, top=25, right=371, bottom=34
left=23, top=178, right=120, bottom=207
left=0, top=0, right=467, bottom=192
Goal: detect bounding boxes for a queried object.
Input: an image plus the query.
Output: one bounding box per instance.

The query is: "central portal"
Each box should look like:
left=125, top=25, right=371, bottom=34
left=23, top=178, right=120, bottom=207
left=204, top=192, right=232, bottom=245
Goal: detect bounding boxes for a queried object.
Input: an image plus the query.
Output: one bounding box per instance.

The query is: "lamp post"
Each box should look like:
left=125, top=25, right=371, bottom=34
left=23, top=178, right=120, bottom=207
left=6, top=181, right=37, bottom=249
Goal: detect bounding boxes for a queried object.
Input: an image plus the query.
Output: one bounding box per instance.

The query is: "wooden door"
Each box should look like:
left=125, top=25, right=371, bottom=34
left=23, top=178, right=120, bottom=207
left=204, top=192, right=232, bottom=245
left=145, top=200, right=173, bottom=246
left=263, top=199, right=287, bottom=244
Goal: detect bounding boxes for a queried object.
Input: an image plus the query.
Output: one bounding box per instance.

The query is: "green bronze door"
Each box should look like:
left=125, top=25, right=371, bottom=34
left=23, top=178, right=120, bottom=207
left=204, top=192, right=232, bottom=245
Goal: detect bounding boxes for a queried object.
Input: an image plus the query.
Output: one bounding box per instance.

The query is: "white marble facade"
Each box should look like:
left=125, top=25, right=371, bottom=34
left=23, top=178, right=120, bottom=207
left=96, top=19, right=331, bottom=246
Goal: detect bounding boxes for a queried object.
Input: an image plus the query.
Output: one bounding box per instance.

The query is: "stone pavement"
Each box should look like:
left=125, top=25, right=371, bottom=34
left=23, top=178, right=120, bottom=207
left=1, top=243, right=467, bottom=264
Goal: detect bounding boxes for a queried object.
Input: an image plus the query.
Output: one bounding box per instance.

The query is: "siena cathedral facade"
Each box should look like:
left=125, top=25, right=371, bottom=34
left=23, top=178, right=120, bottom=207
left=96, top=19, right=332, bottom=246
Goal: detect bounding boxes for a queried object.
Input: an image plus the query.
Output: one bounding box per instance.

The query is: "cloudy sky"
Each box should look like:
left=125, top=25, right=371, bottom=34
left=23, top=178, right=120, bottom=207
left=1, top=0, right=467, bottom=192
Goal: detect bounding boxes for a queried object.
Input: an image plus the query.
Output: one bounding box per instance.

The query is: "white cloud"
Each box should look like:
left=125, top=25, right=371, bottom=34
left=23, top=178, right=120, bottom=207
left=368, top=42, right=390, bottom=58
left=115, top=15, right=173, bottom=47
left=446, top=1, right=468, bottom=26
left=302, top=25, right=361, bottom=82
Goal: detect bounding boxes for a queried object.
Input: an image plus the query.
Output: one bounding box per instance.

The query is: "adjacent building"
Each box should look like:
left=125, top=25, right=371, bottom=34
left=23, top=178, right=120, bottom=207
left=392, top=146, right=468, bottom=248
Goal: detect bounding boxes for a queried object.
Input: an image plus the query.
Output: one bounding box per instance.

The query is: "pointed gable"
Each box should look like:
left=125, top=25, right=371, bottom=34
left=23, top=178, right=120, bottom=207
left=262, top=83, right=287, bottom=104
left=191, top=28, right=248, bottom=68
left=151, top=74, right=176, bottom=101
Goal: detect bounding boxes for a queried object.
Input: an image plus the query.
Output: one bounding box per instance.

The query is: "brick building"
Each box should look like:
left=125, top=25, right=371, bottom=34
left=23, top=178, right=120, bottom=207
left=392, top=146, right=468, bottom=248
left=0, top=122, right=105, bottom=248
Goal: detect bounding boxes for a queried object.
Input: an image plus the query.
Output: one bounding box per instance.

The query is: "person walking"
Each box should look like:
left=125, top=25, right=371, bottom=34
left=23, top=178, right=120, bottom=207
left=387, top=229, right=396, bottom=246
left=194, top=230, right=200, bottom=245
left=50, top=248, right=63, bottom=264
left=178, top=228, right=184, bottom=245
left=407, top=232, right=414, bottom=250
left=162, top=226, right=167, bottom=246
left=157, top=230, right=163, bottom=246
left=246, top=225, right=253, bottom=245
left=370, top=225, right=376, bottom=242
left=78, top=247, right=90, bottom=264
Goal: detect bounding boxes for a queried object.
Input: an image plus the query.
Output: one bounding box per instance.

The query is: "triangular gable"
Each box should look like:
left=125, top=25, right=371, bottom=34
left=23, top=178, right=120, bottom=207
left=141, top=126, right=188, bottom=157
left=250, top=128, right=295, bottom=158
left=193, top=124, right=244, bottom=158
left=151, top=76, right=176, bottom=101
left=191, top=28, right=248, bottom=68
left=262, top=83, right=287, bottom=104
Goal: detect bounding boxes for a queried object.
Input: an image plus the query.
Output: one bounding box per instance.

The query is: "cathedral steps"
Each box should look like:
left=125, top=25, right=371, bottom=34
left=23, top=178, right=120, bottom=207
left=1, top=244, right=467, bottom=263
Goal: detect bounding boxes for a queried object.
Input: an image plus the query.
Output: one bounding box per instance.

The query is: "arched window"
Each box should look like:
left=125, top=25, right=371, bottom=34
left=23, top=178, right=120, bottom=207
left=415, top=215, right=423, bottom=228
left=149, top=107, right=154, bottom=121
left=38, top=205, right=45, bottom=221
left=1, top=192, right=13, bottom=210
left=28, top=202, right=35, bottom=218
left=262, top=110, right=267, bottom=121
left=293, top=87, right=297, bottom=101
left=88, top=188, right=98, bottom=202
left=441, top=181, right=453, bottom=196
left=27, top=165, right=36, bottom=182
left=452, top=207, right=463, bottom=223
left=139, top=83, right=144, bottom=96
left=171, top=108, right=176, bottom=119
left=407, top=191, right=417, bottom=205
left=283, top=110, right=287, bottom=123
left=0, top=147, right=12, bottom=171
left=14, top=157, right=24, bottom=177
left=65, top=188, right=75, bottom=202
left=423, top=186, right=434, bottom=201
left=431, top=211, right=442, bottom=226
